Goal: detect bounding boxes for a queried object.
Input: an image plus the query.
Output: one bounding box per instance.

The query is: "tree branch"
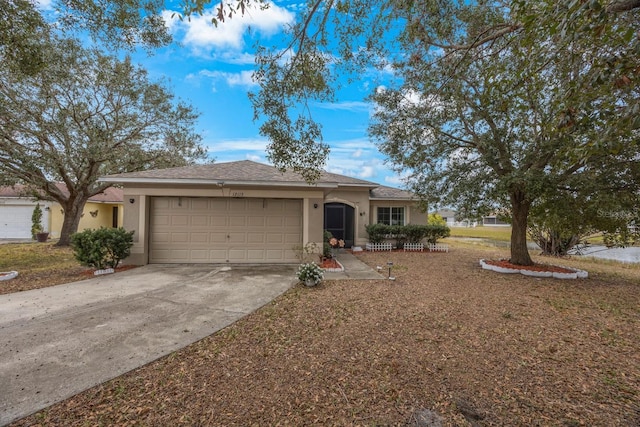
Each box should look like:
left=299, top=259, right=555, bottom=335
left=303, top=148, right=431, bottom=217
left=607, top=0, right=640, bottom=13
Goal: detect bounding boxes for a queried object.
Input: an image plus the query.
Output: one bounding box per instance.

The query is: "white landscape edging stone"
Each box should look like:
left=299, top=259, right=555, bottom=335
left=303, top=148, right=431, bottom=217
left=323, top=259, right=345, bottom=273
left=479, top=259, right=588, bottom=279
left=94, top=268, right=115, bottom=276
left=0, top=271, right=19, bottom=281
left=520, top=269, right=553, bottom=278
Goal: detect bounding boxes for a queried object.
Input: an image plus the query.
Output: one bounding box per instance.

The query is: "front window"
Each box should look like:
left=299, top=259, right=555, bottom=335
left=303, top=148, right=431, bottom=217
left=377, top=207, right=405, bottom=226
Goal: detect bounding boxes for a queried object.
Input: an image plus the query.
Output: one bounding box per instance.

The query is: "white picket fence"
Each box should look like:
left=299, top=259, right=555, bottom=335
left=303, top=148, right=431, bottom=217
left=403, top=243, right=424, bottom=252
left=365, top=242, right=393, bottom=252
left=365, top=242, right=449, bottom=252
left=428, top=243, right=449, bottom=253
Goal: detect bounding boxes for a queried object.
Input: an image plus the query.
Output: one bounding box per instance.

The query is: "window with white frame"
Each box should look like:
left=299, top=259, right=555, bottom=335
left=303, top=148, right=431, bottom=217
left=377, top=207, right=405, bottom=226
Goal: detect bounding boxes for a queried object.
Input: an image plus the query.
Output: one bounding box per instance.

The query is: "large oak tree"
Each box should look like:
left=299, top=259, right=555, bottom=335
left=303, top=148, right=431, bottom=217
left=0, top=37, right=206, bottom=245
left=247, top=0, right=640, bottom=265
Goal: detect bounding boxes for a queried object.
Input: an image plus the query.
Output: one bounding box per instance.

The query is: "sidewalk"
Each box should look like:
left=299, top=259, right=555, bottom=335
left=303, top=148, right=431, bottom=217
left=323, top=251, right=384, bottom=280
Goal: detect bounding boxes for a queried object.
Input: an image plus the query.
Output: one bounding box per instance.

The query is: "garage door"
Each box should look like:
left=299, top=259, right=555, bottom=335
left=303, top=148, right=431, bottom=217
left=0, top=205, right=48, bottom=239
left=149, top=197, right=302, bottom=263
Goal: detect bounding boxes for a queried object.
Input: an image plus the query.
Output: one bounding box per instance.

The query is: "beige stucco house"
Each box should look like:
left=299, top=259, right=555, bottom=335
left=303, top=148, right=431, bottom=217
left=0, top=185, right=123, bottom=239
left=100, top=160, right=426, bottom=265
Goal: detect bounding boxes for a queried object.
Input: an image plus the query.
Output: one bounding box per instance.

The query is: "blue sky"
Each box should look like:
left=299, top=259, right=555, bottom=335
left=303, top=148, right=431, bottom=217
left=128, top=1, right=408, bottom=187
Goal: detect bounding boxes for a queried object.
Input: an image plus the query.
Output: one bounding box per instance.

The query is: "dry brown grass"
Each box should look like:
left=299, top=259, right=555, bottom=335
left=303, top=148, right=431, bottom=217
left=11, top=244, right=640, bottom=426
left=0, top=243, right=88, bottom=295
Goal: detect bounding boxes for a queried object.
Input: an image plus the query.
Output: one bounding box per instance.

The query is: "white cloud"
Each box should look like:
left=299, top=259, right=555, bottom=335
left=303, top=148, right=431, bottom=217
left=206, top=138, right=267, bottom=153
left=359, top=166, right=374, bottom=178
left=246, top=154, right=264, bottom=162
left=313, top=100, right=371, bottom=112
left=205, top=138, right=269, bottom=164
left=36, top=0, right=53, bottom=9
left=163, top=2, right=294, bottom=52
left=213, top=51, right=255, bottom=65
left=384, top=172, right=410, bottom=186
left=189, top=69, right=257, bottom=90
left=352, top=149, right=363, bottom=158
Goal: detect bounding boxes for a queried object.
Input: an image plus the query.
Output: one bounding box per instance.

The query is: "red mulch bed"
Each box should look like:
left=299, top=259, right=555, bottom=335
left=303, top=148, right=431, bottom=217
left=484, top=259, right=577, bottom=274
left=320, top=258, right=341, bottom=269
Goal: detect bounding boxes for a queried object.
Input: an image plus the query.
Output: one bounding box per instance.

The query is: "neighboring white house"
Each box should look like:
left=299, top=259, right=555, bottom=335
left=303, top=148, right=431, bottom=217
left=0, top=187, right=52, bottom=239
left=482, top=215, right=510, bottom=226
left=0, top=185, right=123, bottom=239
left=434, top=208, right=478, bottom=227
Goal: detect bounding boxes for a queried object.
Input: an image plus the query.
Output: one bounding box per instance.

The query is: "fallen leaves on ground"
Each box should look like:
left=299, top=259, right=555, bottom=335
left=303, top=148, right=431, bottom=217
left=11, top=245, right=640, bottom=426
left=0, top=243, right=137, bottom=294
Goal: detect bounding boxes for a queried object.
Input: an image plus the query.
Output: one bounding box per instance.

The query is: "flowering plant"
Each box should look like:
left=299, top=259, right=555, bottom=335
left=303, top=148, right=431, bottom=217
left=296, top=263, right=324, bottom=284
left=329, top=237, right=345, bottom=248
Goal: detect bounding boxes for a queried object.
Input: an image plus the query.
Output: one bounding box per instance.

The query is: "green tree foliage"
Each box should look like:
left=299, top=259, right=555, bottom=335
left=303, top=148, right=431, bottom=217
left=70, top=227, right=134, bottom=269
left=246, top=0, right=640, bottom=265
left=427, top=214, right=446, bottom=227
left=54, top=0, right=266, bottom=50
left=31, top=203, right=43, bottom=239
left=0, top=0, right=50, bottom=76
left=0, top=37, right=206, bottom=245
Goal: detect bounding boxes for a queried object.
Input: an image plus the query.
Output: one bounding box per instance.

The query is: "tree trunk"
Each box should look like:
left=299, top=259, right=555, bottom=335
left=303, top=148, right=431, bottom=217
left=510, top=190, right=534, bottom=266
left=56, top=196, right=88, bottom=246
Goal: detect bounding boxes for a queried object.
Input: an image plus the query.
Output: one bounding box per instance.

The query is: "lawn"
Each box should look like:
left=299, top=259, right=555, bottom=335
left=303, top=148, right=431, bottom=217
left=0, top=242, right=89, bottom=295
left=9, top=243, right=640, bottom=426
left=449, top=225, right=513, bottom=242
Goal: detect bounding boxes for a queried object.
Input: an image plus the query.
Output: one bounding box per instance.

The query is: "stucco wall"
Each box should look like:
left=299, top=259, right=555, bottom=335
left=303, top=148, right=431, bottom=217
left=122, top=185, right=327, bottom=265
left=323, top=188, right=371, bottom=246
left=49, top=202, right=123, bottom=238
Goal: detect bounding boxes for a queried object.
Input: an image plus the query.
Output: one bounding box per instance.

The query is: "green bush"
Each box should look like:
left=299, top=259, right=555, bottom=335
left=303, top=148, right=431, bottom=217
left=70, top=227, right=134, bottom=269
left=428, top=213, right=447, bottom=226
left=31, top=203, right=43, bottom=239
left=404, top=224, right=428, bottom=243
left=388, top=224, right=406, bottom=248
left=424, top=224, right=451, bottom=244
left=365, top=223, right=389, bottom=243
left=365, top=223, right=451, bottom=245
left=323, top=230, right=333, bottom=258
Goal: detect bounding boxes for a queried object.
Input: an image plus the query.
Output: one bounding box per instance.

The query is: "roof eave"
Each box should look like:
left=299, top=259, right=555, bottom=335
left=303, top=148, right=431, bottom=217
left=98, top=177, right=341, bottom=189
left=369, top=197, right=416, bottom=202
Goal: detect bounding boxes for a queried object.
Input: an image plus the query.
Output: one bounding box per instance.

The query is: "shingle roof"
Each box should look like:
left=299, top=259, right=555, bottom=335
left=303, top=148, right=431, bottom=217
left=0, top=184, right=123, bottom=203
left=369, top=185, right=414, bottom=200
left=101, top=160, right=378, bottom=187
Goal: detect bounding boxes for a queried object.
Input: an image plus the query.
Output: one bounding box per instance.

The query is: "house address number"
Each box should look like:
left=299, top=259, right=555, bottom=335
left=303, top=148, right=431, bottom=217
left=231, top=192, right=244, bottom=197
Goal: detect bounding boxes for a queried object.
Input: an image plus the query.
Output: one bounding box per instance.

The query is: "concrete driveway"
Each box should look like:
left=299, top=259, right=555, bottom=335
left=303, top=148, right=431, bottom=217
left=0, top=264, right=296, bottom=426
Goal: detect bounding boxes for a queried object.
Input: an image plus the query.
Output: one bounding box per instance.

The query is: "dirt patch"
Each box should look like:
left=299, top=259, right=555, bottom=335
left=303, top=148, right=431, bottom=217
left=0, top=264, right=138, bottom=295
left=10, top=245, right=640, bottom=426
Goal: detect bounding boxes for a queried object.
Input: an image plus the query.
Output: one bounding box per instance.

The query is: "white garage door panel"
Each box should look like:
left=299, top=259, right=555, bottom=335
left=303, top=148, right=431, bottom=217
left=0, top=205, right=49, bottom=239
left=149, top=197, right=302, bottom=263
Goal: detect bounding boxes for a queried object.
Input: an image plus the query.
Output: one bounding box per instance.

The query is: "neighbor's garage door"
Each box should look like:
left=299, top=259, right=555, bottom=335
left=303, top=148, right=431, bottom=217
left=149, top=197, right=302, bottom=263
left=0, top=205, right=38, bottom=239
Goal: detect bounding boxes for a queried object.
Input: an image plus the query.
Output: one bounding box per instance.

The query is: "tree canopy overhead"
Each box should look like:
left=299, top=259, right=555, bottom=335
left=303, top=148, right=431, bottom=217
left=0, top=37, right=206, bottom=245
left=247, top=0, right=640, bottom=265
left=0, top=0, right=50, bottom=75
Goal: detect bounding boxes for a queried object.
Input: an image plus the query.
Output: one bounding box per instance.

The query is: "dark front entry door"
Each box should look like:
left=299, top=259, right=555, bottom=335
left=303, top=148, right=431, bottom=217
left=324, top=203, right=354, bottom=247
